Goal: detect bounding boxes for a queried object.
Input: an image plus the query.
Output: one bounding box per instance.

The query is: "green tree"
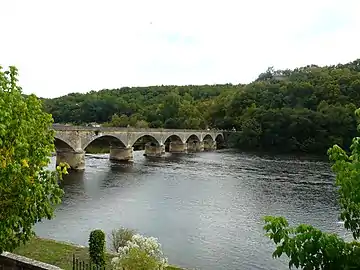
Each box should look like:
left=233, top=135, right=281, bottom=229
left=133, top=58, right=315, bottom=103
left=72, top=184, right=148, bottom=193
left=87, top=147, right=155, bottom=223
left=109, top=227, right=136, bottom=252
left=135, top=120, right=149, bottom=128
left=263, top=108, right=360, bottom=269
left=0, top=66, right=64, bottom=253
left=89, top=229, right=106, bottom=267
left=105, top=114, right=129, bottom=127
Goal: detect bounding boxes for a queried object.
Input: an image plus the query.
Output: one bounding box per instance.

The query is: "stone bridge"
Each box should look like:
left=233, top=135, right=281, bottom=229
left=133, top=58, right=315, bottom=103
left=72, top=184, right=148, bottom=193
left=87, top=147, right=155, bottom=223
left=53, top=125, right=225, bottom=170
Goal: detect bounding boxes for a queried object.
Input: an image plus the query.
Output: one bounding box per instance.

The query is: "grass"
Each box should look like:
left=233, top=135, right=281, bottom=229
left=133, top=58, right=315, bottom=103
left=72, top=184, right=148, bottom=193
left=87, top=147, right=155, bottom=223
left=13, top=237, right=183, bottom=270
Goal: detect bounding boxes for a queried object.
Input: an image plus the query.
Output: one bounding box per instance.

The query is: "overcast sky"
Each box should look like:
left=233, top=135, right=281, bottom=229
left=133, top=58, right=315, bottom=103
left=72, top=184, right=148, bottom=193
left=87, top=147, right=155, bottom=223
left=1, top=0, right=360, bottom=98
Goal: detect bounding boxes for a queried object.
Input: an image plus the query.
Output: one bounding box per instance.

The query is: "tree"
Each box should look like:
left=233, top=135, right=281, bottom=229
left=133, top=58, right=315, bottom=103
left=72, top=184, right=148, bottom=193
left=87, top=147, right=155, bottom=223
left=263, top=108, right=360, bottom=269
left=135, top=120, right=149, bottom=128
left=109, top=227, right=136, bottom=252
left=0, top=66, right=65, bottom=253
left=105, top=114, right=129, bottom=127
left=89, top=229, right=106, bottom=267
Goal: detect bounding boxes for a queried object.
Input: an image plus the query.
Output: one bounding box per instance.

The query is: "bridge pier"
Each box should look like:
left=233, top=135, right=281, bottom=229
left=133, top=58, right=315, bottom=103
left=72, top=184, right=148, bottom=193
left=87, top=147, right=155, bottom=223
left=109, top=146, right=134, bottom=162
left=144, top=143, right=165, bottom=157
left=56, top=149, right=85, bottom=171
left=187, top=141, right=204, bottom=152
left=204, top=140, right=217, bottom=151
left=169, top=142, right=187, bottom=153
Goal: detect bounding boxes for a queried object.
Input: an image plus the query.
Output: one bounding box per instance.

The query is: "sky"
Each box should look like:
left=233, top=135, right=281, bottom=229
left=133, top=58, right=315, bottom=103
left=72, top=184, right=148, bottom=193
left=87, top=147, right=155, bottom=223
left=1, top=0, right=360, bottom=98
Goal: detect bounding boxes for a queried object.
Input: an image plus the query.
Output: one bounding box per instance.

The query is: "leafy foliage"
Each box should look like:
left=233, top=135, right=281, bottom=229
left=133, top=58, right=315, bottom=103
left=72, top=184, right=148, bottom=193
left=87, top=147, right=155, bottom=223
left=264, top=216, right=360, bottom=269
left=0, top=66, right=65, bottom=253
left=44, top=59, right=360, bottom=154
left=264, top=108, right=360, bottom=269
left=111, top=234, right=168, bottom=270
left=109, top=227, right=136, bottom=252
left=88, top=229, right=106, bottom=267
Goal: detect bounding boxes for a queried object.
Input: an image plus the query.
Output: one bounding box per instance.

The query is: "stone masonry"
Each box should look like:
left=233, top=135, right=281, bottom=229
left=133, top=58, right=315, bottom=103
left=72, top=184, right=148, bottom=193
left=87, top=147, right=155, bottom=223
left=53, top=125, right=224, bottom=170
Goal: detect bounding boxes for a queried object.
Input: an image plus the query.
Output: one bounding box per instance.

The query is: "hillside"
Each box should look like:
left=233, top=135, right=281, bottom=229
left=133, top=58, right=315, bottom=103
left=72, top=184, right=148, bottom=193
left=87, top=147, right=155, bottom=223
left=44, top=59, right=360, bottom=154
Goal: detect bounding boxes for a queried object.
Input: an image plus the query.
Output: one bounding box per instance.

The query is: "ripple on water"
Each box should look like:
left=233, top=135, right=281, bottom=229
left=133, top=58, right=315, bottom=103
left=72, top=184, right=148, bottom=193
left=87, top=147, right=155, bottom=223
left=37, top=150, right=344, bottom=270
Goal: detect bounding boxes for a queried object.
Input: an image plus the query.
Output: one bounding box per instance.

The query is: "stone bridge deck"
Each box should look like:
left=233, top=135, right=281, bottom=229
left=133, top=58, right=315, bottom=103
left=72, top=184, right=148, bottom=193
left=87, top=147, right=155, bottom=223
left=52, top=125, right=225, bottom=170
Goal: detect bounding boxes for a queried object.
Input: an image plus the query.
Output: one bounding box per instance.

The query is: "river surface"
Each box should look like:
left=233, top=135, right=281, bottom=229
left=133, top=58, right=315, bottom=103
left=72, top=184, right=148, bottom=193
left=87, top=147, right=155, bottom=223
left=35, top=150, right=350, bottom=270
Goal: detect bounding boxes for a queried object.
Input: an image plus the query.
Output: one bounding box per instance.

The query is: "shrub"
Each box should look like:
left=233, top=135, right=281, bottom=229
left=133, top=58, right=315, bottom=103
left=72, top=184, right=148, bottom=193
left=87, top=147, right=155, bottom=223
left=89, top=229, right=106, bottom=267
left=109, top=227, right=136, bottom=252
left=111, top=234, right=168, bottom=270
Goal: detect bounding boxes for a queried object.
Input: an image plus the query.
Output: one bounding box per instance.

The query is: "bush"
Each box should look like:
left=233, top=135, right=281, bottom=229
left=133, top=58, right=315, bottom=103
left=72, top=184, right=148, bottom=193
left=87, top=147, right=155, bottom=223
left=109, top=227, right=136, bottom=252
left=89, top=229, right=106, bottom=267
left=111, top=234, right=168, bottom=270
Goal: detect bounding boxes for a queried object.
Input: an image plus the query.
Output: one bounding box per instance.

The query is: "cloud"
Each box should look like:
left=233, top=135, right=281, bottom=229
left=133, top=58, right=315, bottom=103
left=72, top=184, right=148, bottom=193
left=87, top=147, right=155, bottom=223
left=1, top=0, right=360, bottom=98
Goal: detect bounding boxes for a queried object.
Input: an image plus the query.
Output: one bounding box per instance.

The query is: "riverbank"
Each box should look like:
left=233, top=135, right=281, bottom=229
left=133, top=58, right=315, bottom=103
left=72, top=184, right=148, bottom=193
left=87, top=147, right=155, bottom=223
left=85, top=145, right=110, bottom=154
left=13, top=237, right=183, bottom=270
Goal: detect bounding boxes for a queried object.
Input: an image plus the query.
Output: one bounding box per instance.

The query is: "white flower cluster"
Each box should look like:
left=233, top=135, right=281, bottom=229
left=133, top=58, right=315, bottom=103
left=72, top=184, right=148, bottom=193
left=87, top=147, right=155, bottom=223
left=111, top=234, right=168, bottom=270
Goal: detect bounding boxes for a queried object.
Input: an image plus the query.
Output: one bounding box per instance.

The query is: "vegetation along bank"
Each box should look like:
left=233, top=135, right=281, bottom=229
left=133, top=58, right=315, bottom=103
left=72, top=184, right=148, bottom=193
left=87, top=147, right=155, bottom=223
left=13, top=236, right=183, bottom=270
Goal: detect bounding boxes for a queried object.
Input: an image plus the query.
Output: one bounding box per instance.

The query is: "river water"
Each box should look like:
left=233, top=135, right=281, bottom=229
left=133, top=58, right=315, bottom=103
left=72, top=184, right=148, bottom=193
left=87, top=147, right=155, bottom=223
left=35, top=150, right=350, bottom=270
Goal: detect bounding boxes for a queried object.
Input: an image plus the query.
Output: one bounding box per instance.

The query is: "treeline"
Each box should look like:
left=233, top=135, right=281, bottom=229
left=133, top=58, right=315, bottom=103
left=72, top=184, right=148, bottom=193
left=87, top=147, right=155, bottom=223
left=43, top=59, right=360, bottom=154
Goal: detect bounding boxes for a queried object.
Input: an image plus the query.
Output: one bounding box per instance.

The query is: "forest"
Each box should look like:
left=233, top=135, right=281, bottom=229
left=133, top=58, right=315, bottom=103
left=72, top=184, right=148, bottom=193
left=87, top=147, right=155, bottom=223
left=43, top=59, right=360, bottom=154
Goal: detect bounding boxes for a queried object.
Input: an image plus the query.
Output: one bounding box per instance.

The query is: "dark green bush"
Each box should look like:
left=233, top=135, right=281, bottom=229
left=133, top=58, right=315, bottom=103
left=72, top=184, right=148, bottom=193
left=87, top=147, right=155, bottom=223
left=89, top=229, right=105, bottom=267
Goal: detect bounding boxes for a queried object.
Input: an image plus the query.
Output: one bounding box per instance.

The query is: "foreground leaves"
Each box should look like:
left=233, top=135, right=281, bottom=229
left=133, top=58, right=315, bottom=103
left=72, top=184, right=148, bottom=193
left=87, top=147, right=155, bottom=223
left=264, top=216, right=360, bottom=269
left=0, top=66, right=65, bottom=253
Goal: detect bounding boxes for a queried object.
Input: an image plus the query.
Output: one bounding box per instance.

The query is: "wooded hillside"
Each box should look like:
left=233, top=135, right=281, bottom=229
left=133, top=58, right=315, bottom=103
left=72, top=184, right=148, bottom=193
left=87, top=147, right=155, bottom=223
left=44, top=59, right=360, bottom=153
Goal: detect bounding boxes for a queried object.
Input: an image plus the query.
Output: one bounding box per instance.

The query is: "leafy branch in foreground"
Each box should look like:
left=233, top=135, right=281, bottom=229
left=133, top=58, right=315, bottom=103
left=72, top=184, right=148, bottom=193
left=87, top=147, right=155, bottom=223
left=0, top=66, right=67, bottom=253
left=264, top=108, right=360, bottom=269
left=264, top=216, right=360, bottom=269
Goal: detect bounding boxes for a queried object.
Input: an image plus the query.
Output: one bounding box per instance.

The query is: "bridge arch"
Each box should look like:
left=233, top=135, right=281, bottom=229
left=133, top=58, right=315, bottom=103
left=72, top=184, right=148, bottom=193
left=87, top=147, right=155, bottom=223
left=203, top=134, right=214, bottom=142
left=163, top=134, right=184, bottom=144
left=185, top=134, right=201, bottom=143
left=215, top=133, right=225, bottom=148
left=83, top=135, right=126, bottom=151
left=215, top=133, right=224, bottom=141
left=131, top=134, right=161, bottom=147
left=54, top=136, right=76, bottom=151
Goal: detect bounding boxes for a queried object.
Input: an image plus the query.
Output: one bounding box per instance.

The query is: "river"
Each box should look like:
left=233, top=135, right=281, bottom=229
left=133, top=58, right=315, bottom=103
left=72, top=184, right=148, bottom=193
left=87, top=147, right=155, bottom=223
left=35, top=150, right=350, bottom=270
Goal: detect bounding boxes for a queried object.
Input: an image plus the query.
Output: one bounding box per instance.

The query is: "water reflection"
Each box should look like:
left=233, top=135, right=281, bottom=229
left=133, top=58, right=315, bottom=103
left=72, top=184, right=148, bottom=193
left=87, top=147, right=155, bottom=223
left=36, top=150, right=348, bottom=270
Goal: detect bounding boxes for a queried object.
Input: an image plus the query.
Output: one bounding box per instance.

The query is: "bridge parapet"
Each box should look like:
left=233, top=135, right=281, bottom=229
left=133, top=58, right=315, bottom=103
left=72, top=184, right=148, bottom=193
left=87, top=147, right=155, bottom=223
left=52, top=124, right=224, bottom=133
